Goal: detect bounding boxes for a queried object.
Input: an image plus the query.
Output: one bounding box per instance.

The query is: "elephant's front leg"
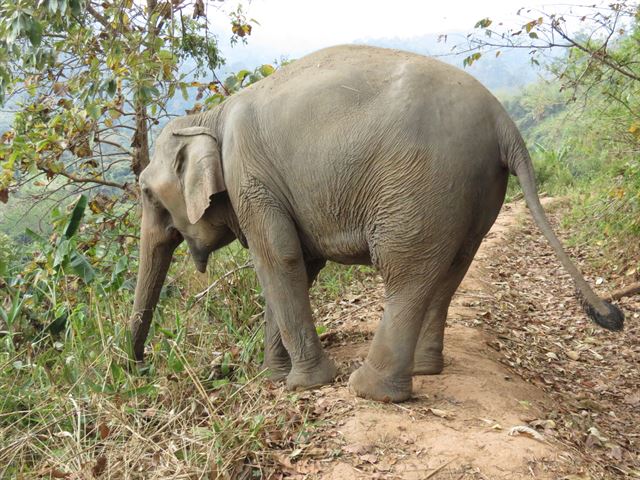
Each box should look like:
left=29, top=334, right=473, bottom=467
left=262, top=259, right=327, bottom=381
left=261, top=304, right=291, bottom=381
left=247, top=210, right=336, bottom=390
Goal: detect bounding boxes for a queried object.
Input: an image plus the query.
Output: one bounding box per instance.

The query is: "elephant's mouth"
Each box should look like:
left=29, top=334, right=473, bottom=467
left=193, top=254, right=209, bottom=273
left=187, top=241, right=211, bottom=273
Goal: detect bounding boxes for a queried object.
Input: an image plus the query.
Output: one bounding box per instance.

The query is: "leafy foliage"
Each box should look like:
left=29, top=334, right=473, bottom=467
left=499, top=15, right=640, bottom=266
left=467, top=3, right=639, bottom=69
left=466, top=2, right=640, bottom=119
left=0, top=0, right=258, bottom=203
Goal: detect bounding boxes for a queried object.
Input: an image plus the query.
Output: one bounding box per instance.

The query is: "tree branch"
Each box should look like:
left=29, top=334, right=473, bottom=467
left=98, top=138, right=132, bottom=154
left=553, top=27, right=640, bottom=82
left=85, top=3, right=111, bottom=30
left=39, top=166, right=128, bottom=190
left=608, top=282, right=640, bottom=301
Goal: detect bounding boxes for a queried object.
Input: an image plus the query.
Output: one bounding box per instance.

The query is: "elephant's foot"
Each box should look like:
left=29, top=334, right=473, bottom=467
left=413, top=351, right=444, bottom=375
left=286, top=355, right=337, bottom=391
left=261, top=359, right=291, bottom=382
left=348, top=361, right=412, bottom=402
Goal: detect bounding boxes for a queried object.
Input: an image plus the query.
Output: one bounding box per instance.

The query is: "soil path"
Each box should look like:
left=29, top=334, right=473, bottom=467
left=288, top=200, right=577, bottom=479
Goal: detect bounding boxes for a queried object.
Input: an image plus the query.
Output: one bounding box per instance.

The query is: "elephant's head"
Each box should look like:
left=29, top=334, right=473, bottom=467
left=140, top=125, right=237, bottom=271
left=131, top=124, right=237, bottom=361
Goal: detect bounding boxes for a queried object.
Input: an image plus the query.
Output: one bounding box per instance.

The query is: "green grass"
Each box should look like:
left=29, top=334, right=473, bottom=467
left=0, top=187, right=379, bottom=479
left=0, top=239, right=326, bottom=478
left=561, top=159, right=640, bottom=273
left=312, top=262, right=375, bottom=300
left=506, top=143, right=576, bottom=202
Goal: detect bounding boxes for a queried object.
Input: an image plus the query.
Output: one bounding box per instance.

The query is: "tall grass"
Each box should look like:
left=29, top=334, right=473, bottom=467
left=0, top=186, right=379, bottom=478
left=506, top=143, right=575, bottom=201
left=562, top=159, right=640, bottom=274
left=0, top=200, right=349, bottom=478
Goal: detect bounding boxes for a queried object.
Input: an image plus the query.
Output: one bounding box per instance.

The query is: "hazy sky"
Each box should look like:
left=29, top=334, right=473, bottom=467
left=210, top=0, right=600, bottom=62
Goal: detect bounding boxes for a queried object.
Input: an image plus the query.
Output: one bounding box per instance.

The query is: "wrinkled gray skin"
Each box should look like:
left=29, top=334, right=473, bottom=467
left=131, top=45, right=623, bottom=402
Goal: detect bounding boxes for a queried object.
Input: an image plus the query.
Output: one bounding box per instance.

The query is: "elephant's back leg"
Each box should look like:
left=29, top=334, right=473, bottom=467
left=412, top=236, right=483, bottom=375
left=412, top=177, right=506, bottom=375
left=348, top=226, right=465, bottom=402
left=349, top=165, right=507, bottom=401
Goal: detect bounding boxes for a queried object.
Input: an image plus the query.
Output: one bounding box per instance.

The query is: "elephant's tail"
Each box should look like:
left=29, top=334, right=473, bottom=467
left=501, top=125, right=624, bottom=331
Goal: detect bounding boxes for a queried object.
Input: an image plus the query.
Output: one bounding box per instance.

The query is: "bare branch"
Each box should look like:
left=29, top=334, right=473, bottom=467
left=38, top=165, right=128, bottom=190
left=85, top=3, right=111, bottom=30
left=608, top=282, right=640, bottom=301
left=551, top=26, right=640, bottom=82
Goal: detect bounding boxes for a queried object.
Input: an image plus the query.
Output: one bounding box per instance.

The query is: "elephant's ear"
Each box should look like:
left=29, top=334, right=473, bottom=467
left=172, top=126, right=226, bottom=224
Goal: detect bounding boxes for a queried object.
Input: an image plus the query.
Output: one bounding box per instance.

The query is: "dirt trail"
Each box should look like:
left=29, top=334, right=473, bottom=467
left=294, top=200, right=578, bottom=479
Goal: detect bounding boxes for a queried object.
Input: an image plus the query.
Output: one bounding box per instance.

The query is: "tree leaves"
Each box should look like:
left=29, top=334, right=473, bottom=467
left=463, top=52, right=482, bottom=68
left=469, top=4, right=639, bottom=87
left=524, top=17, right=543, bottom=34
left=229, top=5, right=256, bottom=46
left=259, top=64, right=275, bottom=77
left=63, top=194, right=87, bottom=239
left=0, top=0, right=244, bottom=196
left=26, top=19, right=42, bottom=47
left=68, top=250, right=96, bottom=283
left=474, top=18, right=492, bottom=29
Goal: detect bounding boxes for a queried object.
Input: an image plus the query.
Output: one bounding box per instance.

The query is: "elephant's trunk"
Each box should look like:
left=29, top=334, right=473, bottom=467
left=502, top=125, right=624, bottom=331
left=131, top=215, right=182, bottom=361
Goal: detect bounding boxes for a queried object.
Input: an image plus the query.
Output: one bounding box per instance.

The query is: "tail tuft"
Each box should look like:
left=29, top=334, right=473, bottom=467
left=584, top=300, right=624, bottom=331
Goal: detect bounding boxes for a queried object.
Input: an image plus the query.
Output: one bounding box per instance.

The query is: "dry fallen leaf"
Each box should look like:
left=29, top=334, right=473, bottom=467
left=142, top=408, right=157, bottom=418
left=529, top=419, right=556, bottom=430
left=92, top=455, right=107, bottom=477
left=589, top=349, right=604, bottom=361
left=305, top=447, right=327, bottom=458
left=289, top=448, right=303, bottom=459
left=429, top=408, right=454, bottom=419
left=565, top=350, right=580, bottom=361
left=608, top=444, right=624, bottom=461
left=359, top=453, right=377, bottom=464
left=98, top=423, right=110, bottom=440
left=49, top=468, right=70, bottom=479
left=587, top=426, right=608, bottom=443
left=343, top=443, right=370, bottom=455
left=508, top=425, right=545, bottom=441
left=274, top=454, right=297, bottom=475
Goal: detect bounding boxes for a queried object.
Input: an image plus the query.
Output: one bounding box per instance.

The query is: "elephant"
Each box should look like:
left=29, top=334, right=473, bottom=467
left=130, top=44, right=623, bottom=402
